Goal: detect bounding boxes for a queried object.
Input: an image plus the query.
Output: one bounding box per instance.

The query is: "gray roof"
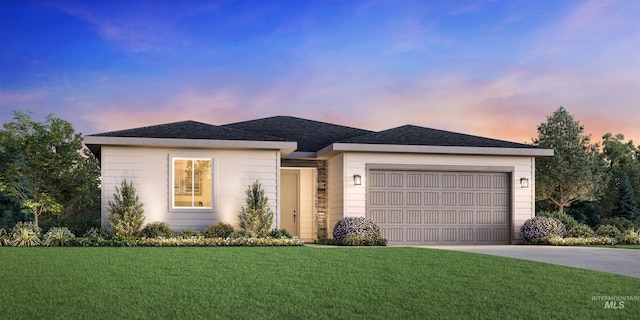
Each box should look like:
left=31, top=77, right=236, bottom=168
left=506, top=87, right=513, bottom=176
left=223, top=116, right=373, bottom=152
left=340, top=125, right=536, bottom=149
left=88, top=120, right=287, bottom=142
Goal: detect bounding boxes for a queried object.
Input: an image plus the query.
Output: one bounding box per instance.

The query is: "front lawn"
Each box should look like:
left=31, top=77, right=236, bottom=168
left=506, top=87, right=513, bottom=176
left=2, top=247, right=638, bottom=319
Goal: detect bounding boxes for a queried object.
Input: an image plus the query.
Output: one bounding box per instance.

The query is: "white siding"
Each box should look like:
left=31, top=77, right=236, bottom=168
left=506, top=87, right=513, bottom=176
left=326, top=153, right=344, bottom=237
left=334, top=152, right=536, bottom=244
left=101, top=146, right=279, bottom=231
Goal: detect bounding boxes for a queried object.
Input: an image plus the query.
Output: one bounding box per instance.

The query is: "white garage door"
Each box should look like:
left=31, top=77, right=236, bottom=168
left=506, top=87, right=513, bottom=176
left=367, top=170, right=510, bottom=245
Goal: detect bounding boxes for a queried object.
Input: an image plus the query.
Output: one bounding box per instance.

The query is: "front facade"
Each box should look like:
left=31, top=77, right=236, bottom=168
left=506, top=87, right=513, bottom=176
left=85, top=116, right=552, bottom=244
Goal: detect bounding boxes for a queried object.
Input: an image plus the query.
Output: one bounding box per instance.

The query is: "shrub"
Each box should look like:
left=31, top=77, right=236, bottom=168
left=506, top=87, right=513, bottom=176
left=332, top=217, right=381, bottom=245
left=108, top=179, right=145, bottom=237
left=267, top=228, right=293, bottom=239
left=313, top=238, right=334, bottom=245
left=520, top=217, right=566, bottom=244
left=541, top=235, right=618, bottom=246
left=10, top=222, right=42, bottom=247
left=177, top=228, right=201, bottom=238
left=340, top=235, right=388, bottom=246
left=595, top=225, right=622, bottom=240
left=599, top=217, right=636, bottom=233
left=237, top=181, right=274, bottom=237
left=43, top=227, right=75, bottom=246
left=537, top=211, right=578, bottom=231
left=203, top=222, right=234, bottom=238
left=621, top=229, right=640, bottom=245
left=141, top=222, right=174, bottom=238
left=230, top=229, right=255, bottom=239
left=83, top=227, right=111, bottom=239
left=0, top=228, right=9, bottom=246
left=567, top=224, right=595, bottom=238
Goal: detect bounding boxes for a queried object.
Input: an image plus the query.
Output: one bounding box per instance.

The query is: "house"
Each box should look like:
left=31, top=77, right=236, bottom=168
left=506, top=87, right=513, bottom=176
left=84, top=116, right=553, bottom=245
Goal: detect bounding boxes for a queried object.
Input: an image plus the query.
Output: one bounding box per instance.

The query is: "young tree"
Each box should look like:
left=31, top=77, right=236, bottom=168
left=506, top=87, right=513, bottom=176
left=108, top=179, right=145, bottom=237
left=612, top=172, right=639, bottom=223
left=238, top=181, right=274, bottom=237
left=0, top=111, right=84, bottom=226
left=533, top=107, right=603, bottom=213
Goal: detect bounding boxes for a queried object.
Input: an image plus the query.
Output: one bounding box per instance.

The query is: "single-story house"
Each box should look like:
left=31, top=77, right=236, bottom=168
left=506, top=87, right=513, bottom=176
left=84, top=116, right=553, bottom=245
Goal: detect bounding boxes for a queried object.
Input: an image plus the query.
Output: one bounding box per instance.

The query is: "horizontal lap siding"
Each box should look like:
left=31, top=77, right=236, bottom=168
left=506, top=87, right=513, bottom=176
left=326, top=154, right=344, bottom=237
left=101, top=146, right=279, bottom=231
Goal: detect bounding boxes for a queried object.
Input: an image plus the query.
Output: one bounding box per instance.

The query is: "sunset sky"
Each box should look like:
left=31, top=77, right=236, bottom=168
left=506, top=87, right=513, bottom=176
left=1, top=0, right=638, bottom=145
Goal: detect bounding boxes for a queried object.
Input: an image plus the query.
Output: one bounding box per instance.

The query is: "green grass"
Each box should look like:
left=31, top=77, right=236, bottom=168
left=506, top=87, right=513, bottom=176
left=2, top=247, right=638, bottom=320
left=595, top=244, right=640, bottom=249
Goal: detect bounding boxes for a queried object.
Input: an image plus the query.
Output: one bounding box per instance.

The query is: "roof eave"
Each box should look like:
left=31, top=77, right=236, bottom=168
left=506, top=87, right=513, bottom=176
left=84, top=136, right=297, bottom=156
left=317, top=143, right=554, bottom=158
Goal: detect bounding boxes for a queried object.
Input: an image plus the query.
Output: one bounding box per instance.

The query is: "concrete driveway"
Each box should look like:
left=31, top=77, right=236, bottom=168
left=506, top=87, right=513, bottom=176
left=421, top=245, right=640, bottom=278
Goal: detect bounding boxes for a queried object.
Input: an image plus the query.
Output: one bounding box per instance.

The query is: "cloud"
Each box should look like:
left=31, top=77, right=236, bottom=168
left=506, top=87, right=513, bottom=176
left=55, top=2, right=220, bottom=53
left=0, top=88, right=50, bottom=106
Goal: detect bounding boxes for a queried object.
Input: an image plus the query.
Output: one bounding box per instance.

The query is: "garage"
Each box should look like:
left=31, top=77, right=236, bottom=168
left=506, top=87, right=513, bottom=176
left=367, top=170, right=511, bottom=245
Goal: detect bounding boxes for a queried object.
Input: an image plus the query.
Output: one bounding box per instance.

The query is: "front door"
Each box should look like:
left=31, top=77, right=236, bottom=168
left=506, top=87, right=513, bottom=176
left=280, top=170, right=299, bottom=236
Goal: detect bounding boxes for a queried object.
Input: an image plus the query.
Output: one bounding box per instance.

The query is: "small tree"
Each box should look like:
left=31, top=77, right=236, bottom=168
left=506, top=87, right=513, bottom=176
left=613, top=172, right=639, bottom=223
left=237, top=181, right=273, bottom=237
left=108, top=179, right=145, bottom=237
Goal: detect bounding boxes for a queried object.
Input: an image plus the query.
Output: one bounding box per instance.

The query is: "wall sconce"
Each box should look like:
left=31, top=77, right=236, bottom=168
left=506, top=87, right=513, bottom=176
left=520, top=178, right=529, bottom=188
left=353, top=174, right=362, bottom=185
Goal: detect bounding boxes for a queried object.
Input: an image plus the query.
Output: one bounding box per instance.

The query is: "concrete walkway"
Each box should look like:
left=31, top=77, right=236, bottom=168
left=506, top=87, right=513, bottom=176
left=418, top=245, right=640, bottom=278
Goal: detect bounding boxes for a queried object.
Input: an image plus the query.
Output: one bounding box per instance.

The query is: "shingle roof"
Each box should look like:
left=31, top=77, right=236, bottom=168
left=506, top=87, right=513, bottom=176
left=89, top=120, right=287, bottom=142
left=223, top=116, right=373, bottom=152
left=340, top=125, right=536, bottom=149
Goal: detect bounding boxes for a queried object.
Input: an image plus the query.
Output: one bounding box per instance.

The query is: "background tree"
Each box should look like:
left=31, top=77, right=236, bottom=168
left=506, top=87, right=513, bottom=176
left=533, top=107, right=604, bottom=213
left=0, top=111, right=83, bottom=226
left=599, top=133, right=640, bottom=221
left=108, top=179, right=145, bottom=237
left=238, top=181, right=274, bottom=237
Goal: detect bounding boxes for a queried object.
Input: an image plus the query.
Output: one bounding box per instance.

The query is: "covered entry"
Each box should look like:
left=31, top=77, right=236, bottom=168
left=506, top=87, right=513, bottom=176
left=280, top=168, right=316, bottom=242
left=367, top=169, right=511, bottom=245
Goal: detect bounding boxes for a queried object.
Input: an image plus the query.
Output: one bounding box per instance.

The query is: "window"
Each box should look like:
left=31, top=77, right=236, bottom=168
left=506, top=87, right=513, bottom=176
left=172, top=158, right=212, bottom=208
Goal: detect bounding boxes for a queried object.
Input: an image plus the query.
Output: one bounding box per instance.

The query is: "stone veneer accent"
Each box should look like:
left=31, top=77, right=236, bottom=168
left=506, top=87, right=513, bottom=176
left=281, top=159, right=328, bottom=239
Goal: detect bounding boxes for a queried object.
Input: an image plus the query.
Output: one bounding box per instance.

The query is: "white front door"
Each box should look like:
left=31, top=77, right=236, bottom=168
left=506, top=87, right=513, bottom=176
left=280, top=170, right=299, bottom=236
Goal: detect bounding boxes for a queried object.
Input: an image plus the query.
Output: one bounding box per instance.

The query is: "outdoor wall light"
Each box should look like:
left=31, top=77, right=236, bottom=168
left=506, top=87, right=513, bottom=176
left=353, top=174, right=362, bottom=185
left=520, top=178, right=530, bottom=188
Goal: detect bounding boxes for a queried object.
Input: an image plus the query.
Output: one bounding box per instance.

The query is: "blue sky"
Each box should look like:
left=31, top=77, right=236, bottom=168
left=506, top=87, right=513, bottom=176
left=1, top=0, right=638, bottom=144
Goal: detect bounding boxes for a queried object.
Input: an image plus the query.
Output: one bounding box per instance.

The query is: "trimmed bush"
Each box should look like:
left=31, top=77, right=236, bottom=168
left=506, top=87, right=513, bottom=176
left=11, top=222, right=42, bottom=247
left=267, top=228, right=293, bottom=239
left=141, top=222, right=174, bottom=238
left=177, top=228, right=201, bottom=238
left=313, top=238, right=334, bottom=245
left=567, top=224, right=595, bottom=238
left=83, top=227, right=111, bottom=239
left=341, top=235, right=388, bottom=246
left=537, top=211, right=578, bottom=231
left=520, top=217, right=566, bottom=244
left=540, top=235, right=618, bottom=246
left=332, top=217, right=384, bottom=245
left=230, top=229, right=255, bottom=239
left=595, top=225, right=622, bottom=240
left=203, top=222, right=234, bottom=238
left=43, top=227, right=75, bottom=246
left=599, top=217, right=636, bottom=233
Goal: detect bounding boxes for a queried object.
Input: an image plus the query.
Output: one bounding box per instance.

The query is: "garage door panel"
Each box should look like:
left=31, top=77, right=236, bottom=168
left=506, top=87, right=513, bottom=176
left=367, top=170, right=510, bottom=245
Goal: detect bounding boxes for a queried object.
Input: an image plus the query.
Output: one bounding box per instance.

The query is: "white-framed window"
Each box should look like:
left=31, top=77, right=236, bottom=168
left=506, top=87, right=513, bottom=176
left=171, top=157, right=213, bottom=208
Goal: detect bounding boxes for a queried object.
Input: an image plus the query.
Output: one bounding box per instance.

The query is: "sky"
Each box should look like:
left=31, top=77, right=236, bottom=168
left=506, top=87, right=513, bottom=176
left=1, top=0, right=638, bottom=145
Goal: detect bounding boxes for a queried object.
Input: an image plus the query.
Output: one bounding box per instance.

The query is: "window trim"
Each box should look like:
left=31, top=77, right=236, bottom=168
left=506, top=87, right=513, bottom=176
left=170, top=156, right=214, bottom=211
